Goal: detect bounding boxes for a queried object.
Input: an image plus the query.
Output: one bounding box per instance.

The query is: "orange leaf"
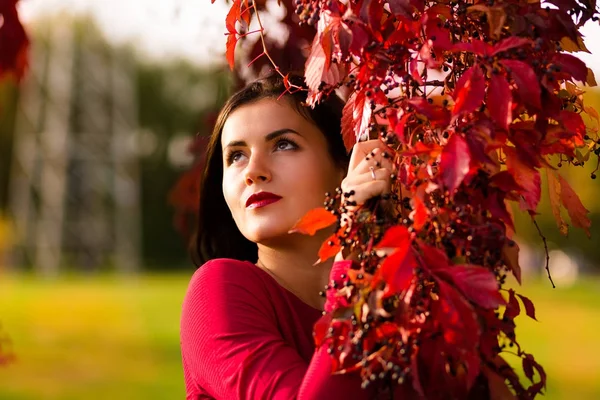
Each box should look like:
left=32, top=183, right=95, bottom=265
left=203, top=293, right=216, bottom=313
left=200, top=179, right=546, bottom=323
left=225, top=0, right=241, bottom=34
left=410, top=195, right=428, bottom=231
left=557, top=174, right=591, bottom=237
left=316, top=234, right=341, bottom=264
left=225, top=34, right=238, bottom=70
left=289, top=207, right=337, bottom=235
left=546, top=170, right=569, bottom=236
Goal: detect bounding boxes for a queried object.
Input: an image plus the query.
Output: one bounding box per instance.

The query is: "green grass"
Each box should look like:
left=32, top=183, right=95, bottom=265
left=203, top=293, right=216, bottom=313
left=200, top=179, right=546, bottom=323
left=0, top=273, right=598, bottom=399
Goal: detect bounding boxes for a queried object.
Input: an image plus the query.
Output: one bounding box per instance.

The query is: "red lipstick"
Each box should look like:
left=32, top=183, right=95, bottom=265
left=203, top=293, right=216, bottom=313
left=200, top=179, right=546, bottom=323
left=245, top=191, right=282, bottom=209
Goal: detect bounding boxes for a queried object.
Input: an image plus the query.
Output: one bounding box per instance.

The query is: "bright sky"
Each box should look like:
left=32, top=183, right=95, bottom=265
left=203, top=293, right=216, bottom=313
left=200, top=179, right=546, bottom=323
left=17, top=0, right=600, bottom=77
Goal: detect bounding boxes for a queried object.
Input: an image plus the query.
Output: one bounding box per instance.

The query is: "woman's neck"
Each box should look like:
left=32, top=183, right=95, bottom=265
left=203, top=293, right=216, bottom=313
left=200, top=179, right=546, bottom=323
left=256, top=232, right=333, bottom=310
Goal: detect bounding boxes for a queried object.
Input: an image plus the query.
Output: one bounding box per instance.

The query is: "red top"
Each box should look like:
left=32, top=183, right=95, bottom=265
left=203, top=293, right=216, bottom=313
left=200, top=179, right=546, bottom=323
left=180, top=258, right=376, bottom=399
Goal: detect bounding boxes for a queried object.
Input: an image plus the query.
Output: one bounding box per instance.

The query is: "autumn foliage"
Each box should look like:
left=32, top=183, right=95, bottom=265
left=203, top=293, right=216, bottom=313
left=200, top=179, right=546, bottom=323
left=197, top=0, right=600, bottom=398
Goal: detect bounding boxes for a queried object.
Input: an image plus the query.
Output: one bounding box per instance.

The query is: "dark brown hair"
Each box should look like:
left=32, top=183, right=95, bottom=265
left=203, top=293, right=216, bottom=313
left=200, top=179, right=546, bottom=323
left=193, top=73, right=349, bottom=266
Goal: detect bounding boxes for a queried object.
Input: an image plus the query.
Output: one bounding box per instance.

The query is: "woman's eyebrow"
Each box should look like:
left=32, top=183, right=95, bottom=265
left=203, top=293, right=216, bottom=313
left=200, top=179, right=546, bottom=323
left=224, top=129, right=300, bottom=149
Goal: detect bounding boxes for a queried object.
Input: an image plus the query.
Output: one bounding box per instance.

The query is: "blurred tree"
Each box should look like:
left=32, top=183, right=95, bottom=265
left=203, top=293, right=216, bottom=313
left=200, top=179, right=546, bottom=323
left=1, top=13, right=231, bottom=272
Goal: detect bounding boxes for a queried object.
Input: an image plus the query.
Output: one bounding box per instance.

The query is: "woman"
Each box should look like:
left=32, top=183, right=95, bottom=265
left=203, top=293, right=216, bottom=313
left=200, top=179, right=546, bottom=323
left=180, top=74, right=394, bottom=399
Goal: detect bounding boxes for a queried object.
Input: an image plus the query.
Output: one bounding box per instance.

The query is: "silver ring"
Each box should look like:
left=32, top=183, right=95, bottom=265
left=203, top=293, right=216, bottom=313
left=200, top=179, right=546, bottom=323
left=370, top=166, right=377, bottom=180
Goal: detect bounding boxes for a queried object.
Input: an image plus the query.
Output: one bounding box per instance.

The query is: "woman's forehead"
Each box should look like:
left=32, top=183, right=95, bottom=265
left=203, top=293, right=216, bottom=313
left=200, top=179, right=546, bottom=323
left=221, top=98, right=315, bottom=144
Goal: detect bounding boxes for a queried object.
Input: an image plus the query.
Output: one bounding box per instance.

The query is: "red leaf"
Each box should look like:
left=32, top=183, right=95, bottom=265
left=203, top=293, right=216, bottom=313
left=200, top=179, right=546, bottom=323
left=375, top=225, right=411, bottom=249
left=289, top=207, right=337, bottom=235
left=558, top=173, right=591, bottom=237
left=516, top=293, right=537, bottom=321
left=490, top=171, right=522, bottom=192
left=483, top=366, right=516, bottom=400
left=375, top=241, right=415, bottom=295
left=420, top=243, right=450, bottom=270
left=439, top=134, right=471, bottom=193
left=435, top=279, right=481, bottom=350
left=559, top=110, right=586, bottom=146
left=501, top=59, right=541, bottom=109
left=488, top=74, right=512, bottom=130
left=341, top=91, right=372, bottom=152
left=485, top=192, right=515, bottom=234
left=0, top=0, right=29, bottom=80
left=552, top=53, right=588, bottom=82
left=501, top=240, right=522, bottom=284
left=388, top=0, right=415, bottom=19
left=305, top=18, right=343, bottom=96
left=435, top=265, right=505, bottom=309
left=225, top=34, right=238, bottom=70
left=452, top=66, right=486, bottom=116
left=504, top=147, right=541, bottom=211
left=504, top=289, right=521, bottom=320
left=491, top=37, right=531, bottom=56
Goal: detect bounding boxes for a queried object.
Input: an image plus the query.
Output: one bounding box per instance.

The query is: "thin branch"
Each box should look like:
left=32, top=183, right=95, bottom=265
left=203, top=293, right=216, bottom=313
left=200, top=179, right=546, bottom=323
left=531, top=216, right=555, bottom=288
left=252, top=4, right=303, bottom=92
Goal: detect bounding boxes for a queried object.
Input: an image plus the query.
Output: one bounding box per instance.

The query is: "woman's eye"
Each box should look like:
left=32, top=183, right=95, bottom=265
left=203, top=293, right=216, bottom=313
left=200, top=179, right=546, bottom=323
left=275, top=139, right=297, bottom=151
left=228, top=151, right=244, bottom=164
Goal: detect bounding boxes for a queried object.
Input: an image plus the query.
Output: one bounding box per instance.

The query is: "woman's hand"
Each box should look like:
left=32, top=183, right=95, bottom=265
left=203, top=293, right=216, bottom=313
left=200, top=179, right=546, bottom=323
left=340, top=139, right=396, bottom=210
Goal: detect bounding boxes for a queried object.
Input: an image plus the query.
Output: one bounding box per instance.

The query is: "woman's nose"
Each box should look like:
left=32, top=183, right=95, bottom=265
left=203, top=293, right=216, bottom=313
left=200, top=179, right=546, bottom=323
left=244, top=154, right=271, bottom=185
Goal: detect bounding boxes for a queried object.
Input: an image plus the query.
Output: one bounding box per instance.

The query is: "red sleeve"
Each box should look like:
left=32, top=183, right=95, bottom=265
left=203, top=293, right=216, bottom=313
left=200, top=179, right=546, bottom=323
left=180, top=259, right=374, bottom=400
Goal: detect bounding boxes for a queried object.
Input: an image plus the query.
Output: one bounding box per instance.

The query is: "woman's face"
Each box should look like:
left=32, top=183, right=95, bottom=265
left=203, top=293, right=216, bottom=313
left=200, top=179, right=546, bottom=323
left=221, top=98, right=344, bottom=245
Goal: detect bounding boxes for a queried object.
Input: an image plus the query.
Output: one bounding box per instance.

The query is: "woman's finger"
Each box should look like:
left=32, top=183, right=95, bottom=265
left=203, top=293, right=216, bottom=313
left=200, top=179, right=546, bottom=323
left=348, top=140, right=390, bottom=172
left=351, top=147, right=395, bottom=176
left=342, top=167, right=392, bottom=188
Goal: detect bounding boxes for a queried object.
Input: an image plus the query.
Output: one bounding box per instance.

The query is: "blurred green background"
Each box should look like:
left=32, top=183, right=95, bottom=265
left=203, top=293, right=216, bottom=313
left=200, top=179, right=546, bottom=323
left=1, top=4, right=599, bottom=400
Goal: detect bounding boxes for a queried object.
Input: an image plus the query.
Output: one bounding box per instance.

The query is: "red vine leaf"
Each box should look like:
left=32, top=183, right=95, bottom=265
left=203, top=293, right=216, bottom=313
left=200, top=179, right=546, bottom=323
left=504, top=147, right=541, bottom=211
left=435, top=279, right=480, bottom=350
left=516, top=293, right=537, bottom=321
left=435, top=265, right=506, bottom=309
left=504, top=289, right=521, bottom=320
left=483, top=366, right=516, bottom=400
left=375, top=225, right=410, bottom=249
left=305, top=16, right=343, bottom=96
left=552, top=53, right=588, bottom=82
left=559, top=110, right=586, bottom=146
left=491, top=36, right=531, bottom=56
left=557, top=173, right=591, bottom=237
left=0, top=0, right=29, bottom=81
left=341, top=91, right=372, bottom=151
left=452, top=66, right=486, bottom=117
left=487, top=74, right=513, bottom=130
left=501, top=59, right=541, bottom=110
left=289, top=207, right=337, bottom=235
left=388, top=0, right=415, bottom=19
left=546, top=170, right=569, bottom=236
left=374, top=240, right=415, bottom=295
left=439, top=133, right=471, bottom=193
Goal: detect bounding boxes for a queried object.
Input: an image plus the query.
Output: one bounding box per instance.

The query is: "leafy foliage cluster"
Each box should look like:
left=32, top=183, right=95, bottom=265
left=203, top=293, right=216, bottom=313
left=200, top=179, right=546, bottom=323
left=220, top=0, right=600, bottom=398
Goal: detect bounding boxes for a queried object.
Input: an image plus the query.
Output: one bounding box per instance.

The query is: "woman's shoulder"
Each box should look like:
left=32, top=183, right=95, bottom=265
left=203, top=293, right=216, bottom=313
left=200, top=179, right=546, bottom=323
left=187, top=258, right=262, bottom=287
left=183, top=258, right=272, bottom=307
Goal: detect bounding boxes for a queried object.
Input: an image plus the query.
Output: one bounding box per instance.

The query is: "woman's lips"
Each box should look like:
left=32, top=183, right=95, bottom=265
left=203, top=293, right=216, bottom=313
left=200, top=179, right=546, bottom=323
left=247, top=197, right=281, bottom=209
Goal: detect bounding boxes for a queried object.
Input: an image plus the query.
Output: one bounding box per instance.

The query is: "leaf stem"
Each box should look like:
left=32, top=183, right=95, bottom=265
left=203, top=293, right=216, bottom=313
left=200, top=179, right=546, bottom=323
left=531, top=216, right=555, bottom=288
